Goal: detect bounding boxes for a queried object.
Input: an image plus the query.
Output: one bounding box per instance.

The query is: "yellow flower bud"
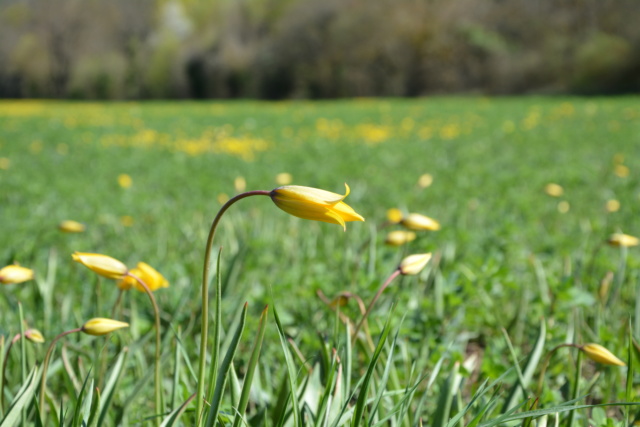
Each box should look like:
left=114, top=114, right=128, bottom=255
left=275, top=172, right=293, bottom=185
left=580, top=343, right=625, bottom=366
left=417, top=173, right=433, bottom=188
left=58, top=220, right=86, bottom=233
left=118, top=173, right=133, bottom=188
left=81, top=318, right=129, bottom=336
left=399, top=253, right=432, bottom=276
left=400, top=213, right=440, bottom=231
left=72, top=252, right=128, bottom=280
left=606, top=199, right=620, bottom=213
left=270, top=183, right=364, bottom=231
left=544, top=183, right=564, bottom=197
left=25, top=329, right=45, bottom=344
left=386, top=208, right=403, bottom=224
left=234, top=176, right=247, bottom=192
left=0, top=265, right=35, bottom=285
left=118, top=262, right=169, bottom=292
left=607, top=233, right=639, bottom=248
left=384, top=230, right=416, bottom=246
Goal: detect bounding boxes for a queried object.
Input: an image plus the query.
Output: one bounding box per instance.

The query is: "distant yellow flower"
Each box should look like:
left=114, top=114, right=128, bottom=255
left=544, top=183, right=563, bottom=197
left=275, top=173, right=293, bottom=185
left=386, top=208, right=403, bottom=224
left=399, top=253, right=432, bottom=275
left=607, top=233, right=639, bottom=247
left=0, top=157, right=10, bottom=170
left=120, top=215, right=134, bottom=227
left=614, top=164, right=629, bottom=178
left=234, top=176, right=247, bottom=192
left=270, top=183, right=364, bottom=231
left=72, top=252, right=128, bottom=280
left=606, top=199, right=620, bottom=213
left=118, top=173, right=133, bottom=189
left=58, top=220, right=86, bottom=233
left=401, top=213, right=440, bottom=231
left=25, top=329, right=45, bottom=344
left=557, top=201, right=570, bottom=213
left=118, top=262, right=169, bottom=292
left=0, top=265, right=35, bottom=284
left=217, top=193, right=229, bottom=205
left=417, top=174, right=433, bottom=188
left=81, top=318, right=129, bottom=336
left=580, top=343, right=625, bottom=366
left=385, top=230, right=416, bottom=246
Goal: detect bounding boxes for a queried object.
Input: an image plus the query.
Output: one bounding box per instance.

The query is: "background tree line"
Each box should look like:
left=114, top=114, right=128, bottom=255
left=1, top=0, right=639, bottom=99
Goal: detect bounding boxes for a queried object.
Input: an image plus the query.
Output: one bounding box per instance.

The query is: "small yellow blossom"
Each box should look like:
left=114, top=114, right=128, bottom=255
left=544, top=183, right=564, bottom=197
left=0, top=265, right=35, bottom=285
left=606, top=199, right=620, bottom=213
left=72, top=252, right=128, bottom=280
left=385, top=230, right=417, bottom=246
left=270, top=183, right=364, bottom=231
left=614, top=164, right=629, bottom=178
left=399, top=253, right=432, bottom=276
left=557, top=201, right=570, bottom=213
left=118, top=173, right=133, bottom=189
left=81, top=318, right=129, bottom=336
left=418, top=174, right=433, bottom=188
left=0, top=157, right=10, bottom=170
left=386, top=208, right=403, bottom=224
left=25, top=329, right=45, bottom=344
left=580, top=343, right=625, bottom=366
left=58, top=220, right=86, bottom=233
left=401, top=213, right=440, bottom=231
left=275, top=173, right=293, bottom=185
left=607, top=233, right=639, bottom=248
left=217, top=193, right=229, bottom=204
left=118, top=262, right=169, bottom=292
left=234, top=176, right=247, bottom=192
left=120, top=216, right=134, bottom=227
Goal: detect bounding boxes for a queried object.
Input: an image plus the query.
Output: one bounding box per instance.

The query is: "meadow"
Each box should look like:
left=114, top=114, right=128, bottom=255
left=0, top=97, right=639, bottom=426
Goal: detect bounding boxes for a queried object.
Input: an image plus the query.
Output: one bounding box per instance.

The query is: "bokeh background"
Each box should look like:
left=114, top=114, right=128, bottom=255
left=1, top=0, right=640, bottom=99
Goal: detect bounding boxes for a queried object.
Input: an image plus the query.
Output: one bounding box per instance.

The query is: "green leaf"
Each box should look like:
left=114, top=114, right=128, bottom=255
left=273, top=304, right=302, bottom=427
left=0, top=365, right=39, bottom=427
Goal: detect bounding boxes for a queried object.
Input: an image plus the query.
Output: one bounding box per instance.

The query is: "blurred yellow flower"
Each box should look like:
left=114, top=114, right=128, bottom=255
left=607, top=233, right=639, bottom=247
left=120, top=215, right=134, bottom=227
left=418, top=174, right=433, bottom=188
left=81, top=318, right=129, bottom=336
left=118, top=173, right=133, bottom=188
left=72, top=252, right=128, bottom=280
left=614, top=164, right=629, bottom=178
left=606, top=199, right=620, bottom=213
left=386, top=208, right=403, bottom=223
left=217, top=193, right=229, bottom=204
left=270, top=183, right=364, bottom=231
left=25, top=329, right=45, bottom=344
left=275, top=173, right=293, bottom=185
left=401, top=213, right=440, bottom=231
left=118, top=262, right=169, bottom=292
left=385, top=230, right=416, bottom=246
left=0, top=265, right=35, bottom=284
left=557, top=201, right=570, bottom=213
left=0, top=157, right=10, bottom=170
left=58, top=220, right=86, bottom=233
left=234, top=176, right=247, bottom=192
left=399, top=253, right=432, bottom=276
left=580, top=343, right=625, bottom=366
left=544, top=183, right=563, bottom=197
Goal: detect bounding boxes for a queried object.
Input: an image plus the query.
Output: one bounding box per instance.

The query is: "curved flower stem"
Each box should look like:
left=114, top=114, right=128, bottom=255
left=1, top=333, right=22, bottom=411
left=127, top=272, right=163, bottom=427
left=39, top=328, right=82, bottom=419
left=196, top=190, right=270, bottom=423
left=536, top=343, right=579, bottom=396
left=352, top=269, right=401, bottom=344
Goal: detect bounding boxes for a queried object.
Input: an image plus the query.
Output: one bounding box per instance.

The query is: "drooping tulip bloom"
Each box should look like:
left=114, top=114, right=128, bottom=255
left=58, top=220, right=86, bottom=233
left=118, top=262, right=169, bottom=292
left=0, top=265, right=35, bottom=285
left=399, top=253, right=432, bottom=276
left=607, top=233, right=639, bottom=247
left=400, top=213, right=440, bottom=231
left=580, top=343, right=625, bottom=366
left=385, top=230, right=416, bottom=246
left=72, top=252, right=128, bottom=280
left=81, top=318, right=130, bottom=336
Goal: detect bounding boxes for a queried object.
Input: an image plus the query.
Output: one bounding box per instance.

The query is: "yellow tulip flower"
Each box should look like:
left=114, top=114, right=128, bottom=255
left=72, top=252, right=128, bottom=280
left=399, top=253, right=432, bottom=275
left=118, top=262, right=169, bottom=292
left=81, top=318, right=129, bottom=336
left=58, top=220, right=86, bottom=233
left=544, top=183, right=563, bottom=197
left=275, top=172, right=293, bottom=185
left=270, top=183, right=364, bottom=231
left=400, top=213, right=441, bottom=231
left=386, top=208, right=403, bottom=224
left=0, top=265, right=35, bottom=285
left=385, top=230, right=416, bottom=246
left=25, top=329, right=45, bottom=344
left=607, top=233, right=639, bottom=248
left=580, top=343, right=625, bottom=366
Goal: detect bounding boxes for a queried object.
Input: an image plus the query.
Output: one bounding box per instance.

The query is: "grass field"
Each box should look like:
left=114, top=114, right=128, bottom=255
left=1, top=97, right=639, bottom=426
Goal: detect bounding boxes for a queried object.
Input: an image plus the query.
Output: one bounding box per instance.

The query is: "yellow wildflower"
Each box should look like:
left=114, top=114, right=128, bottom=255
left=24, top=329, right=45, bottom=344
left=386, top=208, right=403, bottom=224
left=81, top=318, right=129, bottom=336
left=72, top=252, right=128, bottom=280
left=234, top=176, right=247, bottom=192
left=275, top=173, right=293, bottom=185
left=0, top=265, right=35, bottom=284
left=418, top=174, right=433, bottom=188
left=270, top=183, right=364, bottom=231
left=399, top=253, right=432, bottom=276
left=606, top=199, right=620, bottom=213
left=118, top=173, right=133, bottom=189
left=607, top=233, right=639, bottom=248
left=385, top=230, right=417, bottom=246
left=118, top=262, right=169, bottom=292
left=401, top=213, right=440, bottom=231
left=544, top=183, right=563, bottom=197
left=580, top=343, right=625, bottom=366
left=58, top=220, right=86, bottom=233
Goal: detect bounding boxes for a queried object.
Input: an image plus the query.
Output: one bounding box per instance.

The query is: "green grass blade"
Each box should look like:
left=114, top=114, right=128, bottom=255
left=273, top=304, right=302, bottom=427
left=70, top=367, right=93, bottom=427
left=232, top=305, right=268, bottom=427
left=80, top=379, right=95, bottom=427
left=205, top=249, right=224, bottom=405
left=0, top=365, right=38, bottom=427
left=431, top=361, right=460, bottom=427
left=367, top=325, right=400, bottom=425
left=160, top=393, right=196, bottom=427
left=205, top=302, right=248, bottom=427
left=96, top=348, right=128, bottom=426
left=170, top=327, right=182, bottom=411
